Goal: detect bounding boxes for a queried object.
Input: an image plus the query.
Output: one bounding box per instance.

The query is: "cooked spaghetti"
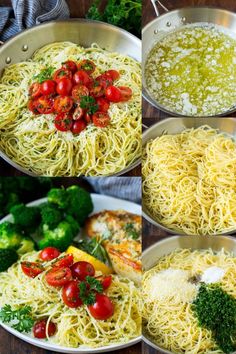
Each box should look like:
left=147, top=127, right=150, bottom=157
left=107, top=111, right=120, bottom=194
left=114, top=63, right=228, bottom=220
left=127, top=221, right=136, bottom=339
left=142, top=125, right=236, bottom=235
left=142, top=248, right=236, bottom=354
left=0, top=251, right=141, bottom=348
left=0, top=42, right=141, bottom=176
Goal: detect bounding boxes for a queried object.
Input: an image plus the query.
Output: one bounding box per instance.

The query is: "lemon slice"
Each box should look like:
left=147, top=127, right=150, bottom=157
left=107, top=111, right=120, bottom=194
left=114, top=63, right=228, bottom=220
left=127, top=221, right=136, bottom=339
left=66, top=246, right=113, bottom=275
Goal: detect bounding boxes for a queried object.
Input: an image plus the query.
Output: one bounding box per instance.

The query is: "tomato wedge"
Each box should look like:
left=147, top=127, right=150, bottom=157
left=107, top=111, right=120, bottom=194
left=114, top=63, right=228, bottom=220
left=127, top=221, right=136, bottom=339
left=62, top=280, right=83, bottom=308
left=39, top=247, right=61, bottom=261
left=21, top=261, right=45, bottom=278
left=73, top=70, right=93, bottom=87
left=53, top=68, right=72, bottom=83
left=104, top=70, right=120, bottom=81
left=84, top=112, right=92, bottom=123
left=52, top=254, right=74, bottom=268
left=118, top=86, right=132, bottom=101
left=96, top=98, right=110, bottom=112
left=54, top=96, right=73, bottom=113
left=33, top=319, right=57, bottom=339
left=90, top=84, right=104, bottom=98
left=41, top=80, right=56, bottom=96
left=45, top=267, right=72, bottom=287
left=92, top=112, right=110, bottom=128
left=72, top=85, right=89, bottom=102
left=62, top=60, right=77, bottom=73
left=105, top=86, right=122, bottom=103
left=56, top=78, right=72, bottom=96
left=54, top=113, right=73, bottom=132
left=100, top=275, right=112, bottom=290
left=77, top=59, right=96, bottom=74
left=35, top=96, right=54, bottom=114
left=88, top=293, right=114, bottom=320
left=96, top=74, right=113, bottom=89
left=29, top=82, right=42, bottom=98
left=73, top=106, right=84, bottom=120
left=71, top=120, right=87, bottom=134
left=28, top=99, right=40, bottom=115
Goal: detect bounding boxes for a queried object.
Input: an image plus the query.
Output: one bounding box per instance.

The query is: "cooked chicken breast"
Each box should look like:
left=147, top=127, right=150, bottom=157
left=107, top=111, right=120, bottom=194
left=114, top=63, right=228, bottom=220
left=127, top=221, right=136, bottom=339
left=85, top=210, right=141, bottom=284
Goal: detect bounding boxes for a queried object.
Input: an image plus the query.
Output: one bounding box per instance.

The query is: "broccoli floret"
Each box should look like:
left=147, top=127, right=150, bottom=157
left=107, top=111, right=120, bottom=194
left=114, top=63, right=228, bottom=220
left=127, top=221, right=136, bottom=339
left=17, top=237, right=36, bottom=256
left=66, top=186, right=93, bottom=225
left=0, top=249, right=18, bottom=272
left=0, top=222, right=23, bottom=250
left=47, top=188, right=68, bottom=209
left=40, top=203, right=63, bottom=230
left=10, top=204, right=41, bottom=233
left=64, top=215, right=80, bottom=237
left=38, top=221, right=75, bottom=251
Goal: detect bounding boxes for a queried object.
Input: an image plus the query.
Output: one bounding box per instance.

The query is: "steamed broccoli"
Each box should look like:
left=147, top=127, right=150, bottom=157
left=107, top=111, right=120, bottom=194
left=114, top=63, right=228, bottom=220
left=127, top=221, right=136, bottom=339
left=38, top=221, right=75, bottom=251
left=47, top=188, right=68, bottom=209
left=17, top=237, right=36, bottom=256
left=0, top=222, right=23, bottom=250
left=0, top=249, right=18, bottom=272
left=66, top=186, right=93, bottom=225
left=10, top=204, right=41, bottom=233
left=40, top=203, right=63, bottom=230
left=64, top=215, right=80, bottom=236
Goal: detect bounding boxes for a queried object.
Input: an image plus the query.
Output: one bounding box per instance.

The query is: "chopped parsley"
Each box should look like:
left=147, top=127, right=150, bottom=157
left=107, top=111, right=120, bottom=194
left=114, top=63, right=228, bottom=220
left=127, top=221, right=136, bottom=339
left=0, top=305, right=34, bottom=333
left=33, top=67, right=54, bottom=83
left=79, top=96, right=98, bottom=115
left=79, top=276, right=103, bottom=305
left=124, top=223, right=139, bottom=239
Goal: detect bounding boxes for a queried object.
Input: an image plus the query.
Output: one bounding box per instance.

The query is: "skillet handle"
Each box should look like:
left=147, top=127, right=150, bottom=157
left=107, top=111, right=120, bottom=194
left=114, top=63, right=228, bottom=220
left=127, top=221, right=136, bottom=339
left=151, top=0, right=169, bottom=17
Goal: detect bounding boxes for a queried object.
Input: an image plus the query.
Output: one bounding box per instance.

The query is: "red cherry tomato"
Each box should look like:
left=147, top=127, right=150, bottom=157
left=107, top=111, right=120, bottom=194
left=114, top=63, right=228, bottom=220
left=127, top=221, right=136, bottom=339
left=29, top=82, right=42, bottom=98
left=105, top=86, right=122, bottom=103
left=84, top=112, right=91, bottom=123
left=56, top=78, right=73, bottom=96
left=52, top=254, right=74, bottom=268
left=88, top=294, right=114, bottom=320
left=71, top=261, right=95, bottom=280
left=54, top=113, right=73, bottom=132
left=39, top=247, right=61, bottom=261
left=77, top=60, right=96, bottom=74
left=45, top=267, right=72, bottom=287
left=100, top=275, right=112, bottom=290
left=71, top=120, right=87, bottom=134
left=118, top=86, right=132, bottom=102
left=73, top=70, right=93, bottom=87
left=53, top=68, right=72, bottom=83
left=62, top=60, right=78, bottom=73
left=73, top=106, right=84, bottom=120
left=96, top=98, right=110, bottom=112
left=72, top=85, right=89, bottom=102
left=90, top=84, right=104, bottom=98
left=41, top=80, right=56, bottom=96
left=62, top=280, right=83, bottom=308
left=104, top=70, right=120, bottom=81
left=92, top=112, right=110, bottom=128
left=28, top=99, right=40, bottom=115
left=54, top=96, right=73, bottom=113
left=96, top=74, right=113, bottom=89
left=21, top=261, right=45, bottom=278
left=35, top=96, right=54, bottom=114
left=33, top=319, right=56, bottom=339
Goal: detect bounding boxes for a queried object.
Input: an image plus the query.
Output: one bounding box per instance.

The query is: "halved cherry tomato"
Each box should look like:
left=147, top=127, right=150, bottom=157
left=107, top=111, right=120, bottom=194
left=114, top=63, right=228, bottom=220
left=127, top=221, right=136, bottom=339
left=90, top=84, right=104, bottom=98
left=73, top=70, right=93, bottom=87
left=56, top=78, right=72, bottom=96
left=21, top=261, right=45, bottom=278
left=96, top=98, right=110, bottom=112
left=53, top=68, right=72, bottom=83
left=33, top=319, right=57, bottom=339
left=62, top=60, right=77, bottom=73
left=77, top=60, right=96, bottom=74
left=96, top=74, right=113, bottom=89
left=29, top=82, right=42, bottom=98
left=71, top=120, right=87, bottom=134
left=104, top=70, right=120, bottom=81
left=72, top=85, right=89, bottom=102
left=73, top=106, right=84, bottom=120
left=85, top=112, right=91, bottom=123
left=41, top=80, right=56, bottom=96
left=54, top=96, right=73, bottom=113
left=39, top=247, right=61, bottom=261
left=28, top=99, right=40, bottom=115
left=52, top=254, right=74, bottom=268
left=92, top=112, right=110, bottom=128
left=45, top=267, right=72, bottom=287
left=118, top=86, right=132, bottom=101
left=35, top=96, right=54, bottom=114
left=100, top=275, right=112, bottom=290
left=62, top=280, right=83, bottom=308
left=105, top=86, right=121, bottom=103
left=88, top=293, right=114, bottom=320
left=71, top=261, right=95, bottom=281
left=54, top=113, right=73, bottom=132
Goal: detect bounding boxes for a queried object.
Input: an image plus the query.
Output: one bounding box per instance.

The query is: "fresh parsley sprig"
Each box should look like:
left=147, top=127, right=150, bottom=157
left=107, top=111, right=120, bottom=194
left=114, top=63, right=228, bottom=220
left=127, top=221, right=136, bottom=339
left=0, top=304, right=34, bottom=333
left=33, top=67, right=55, bottom=83
left=79, top=276, right=103, bottom=305
left=79, top=96, right=98, bottom=115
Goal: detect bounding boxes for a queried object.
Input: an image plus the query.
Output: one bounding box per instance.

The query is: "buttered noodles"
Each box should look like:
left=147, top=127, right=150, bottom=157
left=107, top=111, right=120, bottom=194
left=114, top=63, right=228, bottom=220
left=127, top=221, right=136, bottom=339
left=0, top=42, right=141, bottom=176
left=142, top=126, right=236, bottom=235
left=0, top=251, right=141, bottom=348
left=142, top=248, right=236, bottom=354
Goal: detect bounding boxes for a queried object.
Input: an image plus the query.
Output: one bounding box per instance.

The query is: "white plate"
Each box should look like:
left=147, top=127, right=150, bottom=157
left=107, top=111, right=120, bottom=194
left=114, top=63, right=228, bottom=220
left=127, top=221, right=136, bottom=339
left=0, top=193, right=141, bottom=353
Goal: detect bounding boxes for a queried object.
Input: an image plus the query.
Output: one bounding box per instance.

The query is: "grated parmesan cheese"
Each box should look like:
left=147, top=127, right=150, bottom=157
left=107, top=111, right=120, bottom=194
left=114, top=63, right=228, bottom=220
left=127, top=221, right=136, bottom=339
left=201, top=266, right=225, bottom=284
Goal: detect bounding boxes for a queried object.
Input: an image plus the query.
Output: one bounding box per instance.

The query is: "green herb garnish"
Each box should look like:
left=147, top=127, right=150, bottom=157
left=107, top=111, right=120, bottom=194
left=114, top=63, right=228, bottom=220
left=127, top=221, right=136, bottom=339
left=79, top=276, right=103, bottom=305
left=192, top=284, right=236, bottom=353
left=74, top=237, right=109, bottom=264
left=0, top=305, right=34, bottom=333
left=79, top=96, right=98, bottom=115
left=33, top=67, right=54, bottom=83
left=124, top=223, right=139, bottom=239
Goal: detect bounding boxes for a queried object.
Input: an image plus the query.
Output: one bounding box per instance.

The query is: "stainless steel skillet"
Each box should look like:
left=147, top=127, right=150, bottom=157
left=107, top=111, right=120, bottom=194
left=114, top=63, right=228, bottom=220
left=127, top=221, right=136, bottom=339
left=142, top=1, right=236, bottom=117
